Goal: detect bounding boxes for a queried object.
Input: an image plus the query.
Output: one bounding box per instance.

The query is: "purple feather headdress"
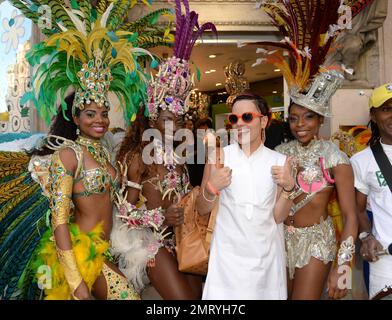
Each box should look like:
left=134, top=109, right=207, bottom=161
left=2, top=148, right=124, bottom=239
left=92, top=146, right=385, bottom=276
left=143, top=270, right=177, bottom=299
left=148, top=0, right=217, bottom=120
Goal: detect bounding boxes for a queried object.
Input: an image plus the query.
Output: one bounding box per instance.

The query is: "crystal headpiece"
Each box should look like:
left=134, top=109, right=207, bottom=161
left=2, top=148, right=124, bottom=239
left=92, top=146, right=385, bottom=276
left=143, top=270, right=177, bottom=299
left=146, top=0, right=216, bottom=120
left=18, top=1, right=172, bottom=124
left=255, top=1, right=371, bottom=118
left=147, top=56, right=193, bottom=120
left=291, top=70, right=344, bottom=117
left=73, top=50, right=113, bottom=114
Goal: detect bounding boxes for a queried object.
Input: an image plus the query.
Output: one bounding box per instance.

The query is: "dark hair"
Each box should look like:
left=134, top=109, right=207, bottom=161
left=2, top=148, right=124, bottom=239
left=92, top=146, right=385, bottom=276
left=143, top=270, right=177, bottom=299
left=232, top=93, right=271, bottom=121
left=195, top=117, right=213, bottom=129
left=368, top=108, right=381, bottom=146
left=117, top=105, right=150, bottom=164
left=27, top=93, right=79, bottom=156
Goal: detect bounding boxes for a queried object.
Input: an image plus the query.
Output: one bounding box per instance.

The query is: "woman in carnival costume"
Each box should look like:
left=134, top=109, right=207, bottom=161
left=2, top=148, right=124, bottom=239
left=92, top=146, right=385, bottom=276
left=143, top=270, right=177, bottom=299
left=0, top=0, right=172, bottom=300
left=257, top=0, right=367, bottom=299
left=111, top=0, right=216, bottom=299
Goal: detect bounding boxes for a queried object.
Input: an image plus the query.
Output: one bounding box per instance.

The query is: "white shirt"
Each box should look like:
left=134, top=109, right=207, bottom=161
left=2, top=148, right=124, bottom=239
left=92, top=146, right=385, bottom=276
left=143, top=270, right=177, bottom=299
left=350, top=141, right=392, bottom=297
left=350, top=142, right=392, bottom=248
left=202, top=143, right=287, bottom=300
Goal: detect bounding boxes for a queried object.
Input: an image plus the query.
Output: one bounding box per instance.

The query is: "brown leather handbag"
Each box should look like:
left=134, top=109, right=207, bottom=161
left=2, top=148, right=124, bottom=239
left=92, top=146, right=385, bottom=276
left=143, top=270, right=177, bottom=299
left=175, top=186, right=218, bottom=275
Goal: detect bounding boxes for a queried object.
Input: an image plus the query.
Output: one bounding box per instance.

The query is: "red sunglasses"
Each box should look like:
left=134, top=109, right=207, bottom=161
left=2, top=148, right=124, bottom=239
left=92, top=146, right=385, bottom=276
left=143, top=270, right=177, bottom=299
left=227, top=112, right=264, bottom=125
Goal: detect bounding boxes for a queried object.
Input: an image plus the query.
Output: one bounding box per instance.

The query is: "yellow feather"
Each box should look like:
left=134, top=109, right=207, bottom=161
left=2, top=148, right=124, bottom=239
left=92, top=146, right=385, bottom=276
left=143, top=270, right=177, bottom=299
left=37, top=223, right=109, bottom=300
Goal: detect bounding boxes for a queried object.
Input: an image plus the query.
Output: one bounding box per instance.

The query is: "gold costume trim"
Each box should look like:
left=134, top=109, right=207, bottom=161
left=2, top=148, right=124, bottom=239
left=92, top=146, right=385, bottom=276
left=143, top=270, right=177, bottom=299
left=49, top=152, right=74, bottom=231
left=101, top=264, right=140, bottom=300
left=56, top=248, right=83, bottom=294
left=285, top=216, right=337, bottom=279
left=49, top=151, right=83, bottom=295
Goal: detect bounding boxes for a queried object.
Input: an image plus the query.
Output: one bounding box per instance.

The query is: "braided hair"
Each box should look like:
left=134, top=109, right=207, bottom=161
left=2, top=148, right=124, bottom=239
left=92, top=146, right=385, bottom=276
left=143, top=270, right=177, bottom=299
left=368, top=108, right=381, bottom=146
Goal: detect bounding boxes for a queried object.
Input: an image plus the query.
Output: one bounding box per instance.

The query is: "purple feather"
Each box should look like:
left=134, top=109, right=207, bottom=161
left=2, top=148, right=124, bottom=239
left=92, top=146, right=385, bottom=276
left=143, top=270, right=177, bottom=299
left=173, top=0, right=183, bottom=56
left=174, top=0, right=190, bottom=58
left=186, top=22, right=217, bottom=60
left=181, top=11, right=198, bottom=60
left=171, top=0, right=217, bottom=61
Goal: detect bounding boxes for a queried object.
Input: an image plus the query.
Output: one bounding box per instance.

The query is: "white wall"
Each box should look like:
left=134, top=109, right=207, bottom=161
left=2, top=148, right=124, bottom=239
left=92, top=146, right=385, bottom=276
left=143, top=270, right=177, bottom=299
left=329, top=89, right=372, bottom=135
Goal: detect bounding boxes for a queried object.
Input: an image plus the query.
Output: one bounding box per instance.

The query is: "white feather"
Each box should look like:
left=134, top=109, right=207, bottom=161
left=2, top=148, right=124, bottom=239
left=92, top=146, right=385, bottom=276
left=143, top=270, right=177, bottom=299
left=63, top=5, right=87, bottom=35
left=130, top=47, right=155, bottom=60
left=71, top=9, right=85, bottom=19
left=57, top=21, right=68, bottom=32
left=252, top=58, right=266, bottom=68
left=256, top=48, right=268, bottom=54
left=101, top=2, right=114, bottom=28
left=111, top=208, right=163, bottom=292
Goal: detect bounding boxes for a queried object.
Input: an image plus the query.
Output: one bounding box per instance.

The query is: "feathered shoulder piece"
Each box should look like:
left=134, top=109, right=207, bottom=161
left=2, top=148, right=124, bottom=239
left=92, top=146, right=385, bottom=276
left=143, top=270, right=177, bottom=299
left=10, top=0, right=174, bottom=124
left=256, top=0, right=374, bottom=116
left=147, top=0, right=217, bottom=120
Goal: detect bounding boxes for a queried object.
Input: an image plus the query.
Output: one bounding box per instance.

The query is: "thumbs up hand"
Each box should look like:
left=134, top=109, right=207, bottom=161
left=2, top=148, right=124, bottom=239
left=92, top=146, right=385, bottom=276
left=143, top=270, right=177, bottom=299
left=271, top=156, right=295, bottom=191
left=208, top=163, right=232, bottom=192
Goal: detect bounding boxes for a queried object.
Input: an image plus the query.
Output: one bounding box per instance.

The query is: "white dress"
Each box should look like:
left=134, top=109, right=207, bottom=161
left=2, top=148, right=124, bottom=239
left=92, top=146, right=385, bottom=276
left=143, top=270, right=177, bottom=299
left=202, top=143, right=287, bottom=300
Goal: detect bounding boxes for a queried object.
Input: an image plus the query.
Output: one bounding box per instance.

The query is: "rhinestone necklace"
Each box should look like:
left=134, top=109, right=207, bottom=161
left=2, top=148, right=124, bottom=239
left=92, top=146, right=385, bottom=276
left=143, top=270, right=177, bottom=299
left=76, top=135, right=110, bottom=167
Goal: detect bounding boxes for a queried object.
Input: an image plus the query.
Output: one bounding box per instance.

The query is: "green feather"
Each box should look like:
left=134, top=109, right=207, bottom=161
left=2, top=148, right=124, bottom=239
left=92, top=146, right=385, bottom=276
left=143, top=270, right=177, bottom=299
left=96, top=0, right=109, bottom=15
left=76, top=0, right=92, bottom=33
left=91, top=8, right=97, bottom=22
left=196, top=67, right=201, bottom=82
left=70, top=0, right=80, bottom=10
left=120, top=8, right=173, bottom=32
left=150, top=59, right=159, bottom=69
left=108, top=0, right=134, bottom=31
left=87, top=243, right=97, bottom=261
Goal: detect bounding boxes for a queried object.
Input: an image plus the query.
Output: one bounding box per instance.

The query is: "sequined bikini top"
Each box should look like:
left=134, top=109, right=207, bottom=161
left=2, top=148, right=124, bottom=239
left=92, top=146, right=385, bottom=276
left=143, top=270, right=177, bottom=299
left=276, top=138, right=350, bottom=215
left=276, top=138, right=350, bottom=194
left=73, top=166, right=119, bottom=200
left=29, top=135, right=118, bottom=201
left=72, top=136, right=119, bottom=200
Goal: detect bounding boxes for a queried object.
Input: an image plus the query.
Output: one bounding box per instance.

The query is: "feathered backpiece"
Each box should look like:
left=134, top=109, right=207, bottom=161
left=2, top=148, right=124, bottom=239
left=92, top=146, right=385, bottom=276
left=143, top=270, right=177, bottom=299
left=11, top=0, right=174, bottom=124
left=257, top=0, right=373, bottom=116
left=147, top=0, right=217, bottom=120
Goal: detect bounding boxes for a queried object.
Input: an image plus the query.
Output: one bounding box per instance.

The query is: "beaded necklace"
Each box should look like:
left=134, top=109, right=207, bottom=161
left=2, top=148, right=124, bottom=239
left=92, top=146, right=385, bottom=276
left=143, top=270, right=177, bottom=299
left=153, top=139, right=189, bottom=201
left=76, top=135, right=110, bottom=166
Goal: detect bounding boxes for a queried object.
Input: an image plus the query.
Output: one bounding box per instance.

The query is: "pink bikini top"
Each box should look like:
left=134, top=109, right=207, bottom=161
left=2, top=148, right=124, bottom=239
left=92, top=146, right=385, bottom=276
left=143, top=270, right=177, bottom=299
left=296, top=157, right=335, bottom=194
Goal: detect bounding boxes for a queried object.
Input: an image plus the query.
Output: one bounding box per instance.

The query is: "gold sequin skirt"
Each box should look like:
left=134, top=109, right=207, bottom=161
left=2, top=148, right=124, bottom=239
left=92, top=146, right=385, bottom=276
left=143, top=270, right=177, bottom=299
left=284, top=216, right=337, bottom=279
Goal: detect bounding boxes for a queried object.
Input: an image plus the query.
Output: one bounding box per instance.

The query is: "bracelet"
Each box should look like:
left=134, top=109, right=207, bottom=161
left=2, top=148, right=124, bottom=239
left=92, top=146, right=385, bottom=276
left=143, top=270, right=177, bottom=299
left=126, top=180, right=143, bottom=191
left=117, top=205, right=165, bottom=231
left=337, top=236, right=355, bottom=266
left=283, top=184, right=296, bottom=193
left=282, top=187, right=301, bottom=201
left=207, top=181, right=220, bottom=196
left=202, top=187, right=216, bottom=203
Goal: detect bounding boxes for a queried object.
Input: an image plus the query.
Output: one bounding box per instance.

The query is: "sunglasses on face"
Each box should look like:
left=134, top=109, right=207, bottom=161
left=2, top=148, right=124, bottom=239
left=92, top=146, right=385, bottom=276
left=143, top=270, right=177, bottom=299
left=227, top=112, right=264, bottom=125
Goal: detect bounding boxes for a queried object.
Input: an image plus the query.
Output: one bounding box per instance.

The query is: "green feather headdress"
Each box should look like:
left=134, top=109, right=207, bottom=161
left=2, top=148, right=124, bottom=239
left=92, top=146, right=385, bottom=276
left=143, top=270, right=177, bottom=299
left=11, top=0, right=174, bottom=124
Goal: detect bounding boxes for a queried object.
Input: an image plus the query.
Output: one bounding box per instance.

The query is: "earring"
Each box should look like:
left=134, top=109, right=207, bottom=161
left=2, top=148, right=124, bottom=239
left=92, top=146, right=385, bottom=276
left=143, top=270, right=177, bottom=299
left=76, top=127, right=80, bottom=135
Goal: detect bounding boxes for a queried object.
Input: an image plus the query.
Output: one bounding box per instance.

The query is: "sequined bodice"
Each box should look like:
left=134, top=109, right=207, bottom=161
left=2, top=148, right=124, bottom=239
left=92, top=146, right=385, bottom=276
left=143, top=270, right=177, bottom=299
left=75, top=167, right=119, bottom=200
left=276, top=139, right=350, bottom=177
left=73, top=136, right=119, bottom=200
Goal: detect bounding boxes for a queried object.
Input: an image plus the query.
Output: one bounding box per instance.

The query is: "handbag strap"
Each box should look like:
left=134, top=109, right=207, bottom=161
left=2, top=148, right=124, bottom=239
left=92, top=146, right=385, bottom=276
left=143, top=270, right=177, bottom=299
left=205, top=199, right=218, bottom=246
left=371, top=141, right=392, bottom=193
left=371, top=285, right=392, bottom=300
left=204, top=146, right=223, bottom=246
